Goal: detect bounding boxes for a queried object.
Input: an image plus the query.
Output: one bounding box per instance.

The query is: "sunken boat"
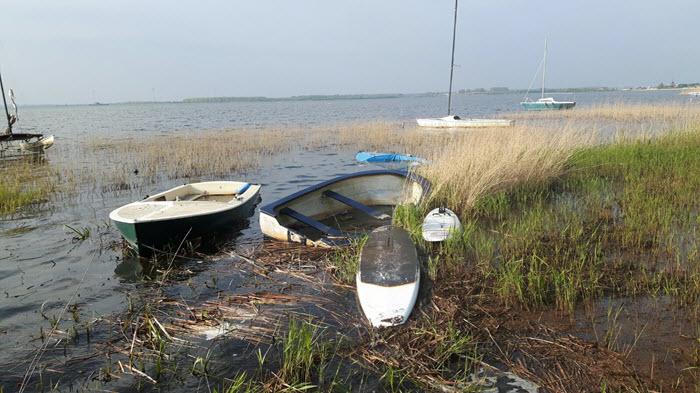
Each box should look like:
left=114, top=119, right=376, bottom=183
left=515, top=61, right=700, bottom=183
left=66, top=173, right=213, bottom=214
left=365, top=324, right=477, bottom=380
left=259, top=170, right=430, bottom=247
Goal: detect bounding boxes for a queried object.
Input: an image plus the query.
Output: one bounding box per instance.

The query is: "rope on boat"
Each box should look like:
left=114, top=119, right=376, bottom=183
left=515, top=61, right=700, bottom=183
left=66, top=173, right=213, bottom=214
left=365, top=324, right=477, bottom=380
left=523, top=56, right=545, bottom=102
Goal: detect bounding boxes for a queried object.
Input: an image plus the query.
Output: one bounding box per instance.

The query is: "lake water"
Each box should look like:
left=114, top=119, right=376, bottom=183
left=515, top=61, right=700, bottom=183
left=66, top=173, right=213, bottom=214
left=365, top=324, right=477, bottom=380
left=0, top=89, right=693, bottom=390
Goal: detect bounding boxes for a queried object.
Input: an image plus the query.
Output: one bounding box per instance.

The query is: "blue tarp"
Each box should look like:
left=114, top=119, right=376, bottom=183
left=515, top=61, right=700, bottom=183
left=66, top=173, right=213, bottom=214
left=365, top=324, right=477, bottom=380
left=355, top=152, right=426, bottom=163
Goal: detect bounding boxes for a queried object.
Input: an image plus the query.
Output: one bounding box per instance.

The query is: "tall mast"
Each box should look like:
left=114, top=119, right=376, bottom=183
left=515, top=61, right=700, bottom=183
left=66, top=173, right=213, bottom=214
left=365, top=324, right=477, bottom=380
left=447, top=0, right=458, bottom=116
left=541, top=38, right=547, bottom=99
left=0, top=69, right=11, bottom=133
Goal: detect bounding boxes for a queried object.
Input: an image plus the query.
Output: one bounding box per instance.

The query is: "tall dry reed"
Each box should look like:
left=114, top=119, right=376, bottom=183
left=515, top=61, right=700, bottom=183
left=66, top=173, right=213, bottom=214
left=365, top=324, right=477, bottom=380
left=508, top=102, right=700, bottom=123
left=418, top=123, right=595, bottom=213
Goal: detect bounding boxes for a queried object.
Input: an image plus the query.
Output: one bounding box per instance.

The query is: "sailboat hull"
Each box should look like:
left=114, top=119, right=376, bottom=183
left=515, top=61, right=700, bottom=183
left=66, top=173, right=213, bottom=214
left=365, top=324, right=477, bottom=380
left=416, top=117, right=515, bottom=128
left=521, top=101, right=575, bottom=110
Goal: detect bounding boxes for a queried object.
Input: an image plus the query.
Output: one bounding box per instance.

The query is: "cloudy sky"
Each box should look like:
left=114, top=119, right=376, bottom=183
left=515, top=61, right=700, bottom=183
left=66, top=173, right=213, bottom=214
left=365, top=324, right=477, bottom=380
left=0, top=0, right=698, bottom=104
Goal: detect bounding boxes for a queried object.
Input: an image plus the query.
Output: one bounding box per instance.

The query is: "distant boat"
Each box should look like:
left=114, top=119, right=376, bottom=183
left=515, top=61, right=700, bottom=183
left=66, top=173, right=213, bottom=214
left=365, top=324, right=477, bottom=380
left=416, top=116, right=514, bottom=128
left=415, top=0, right=514, bottom=128
left=259, top=170, right=431, bottom=247
left=110, top=181, right=261, bottom=255
left=0, top=70, right=54, bottom=157
left=521, top=39, right=575, bottom=110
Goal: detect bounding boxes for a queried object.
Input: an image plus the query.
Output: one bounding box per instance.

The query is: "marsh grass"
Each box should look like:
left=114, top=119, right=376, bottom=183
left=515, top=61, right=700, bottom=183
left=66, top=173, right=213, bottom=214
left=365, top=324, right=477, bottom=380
left=420, top=123, right=700, bottom=313
left=0, top=157, right=56, bottom=214
left=507, top=102, right=700, bottom=123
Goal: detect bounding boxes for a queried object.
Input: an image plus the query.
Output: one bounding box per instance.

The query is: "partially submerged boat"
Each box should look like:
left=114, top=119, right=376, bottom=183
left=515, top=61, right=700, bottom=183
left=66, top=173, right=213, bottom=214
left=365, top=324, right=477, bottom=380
left=356, top=225, right=420, bottom=327
left=0, top=71, right=54, bottom=157
left=19, top=134, right=54, bottom=151
left=1, top=133, right=54, bottom=156
left=259, top=170, right=430, bottom=247
left=416, top=116, right=515, bottom=128
left=110, top=181, right=261, bottom=255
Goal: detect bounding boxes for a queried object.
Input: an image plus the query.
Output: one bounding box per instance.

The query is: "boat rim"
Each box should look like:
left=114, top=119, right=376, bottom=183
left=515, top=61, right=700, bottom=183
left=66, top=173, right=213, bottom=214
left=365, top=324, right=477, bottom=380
left=109, top=183, right=261, bottom=224
left=259, top=169, right=431, bottom=218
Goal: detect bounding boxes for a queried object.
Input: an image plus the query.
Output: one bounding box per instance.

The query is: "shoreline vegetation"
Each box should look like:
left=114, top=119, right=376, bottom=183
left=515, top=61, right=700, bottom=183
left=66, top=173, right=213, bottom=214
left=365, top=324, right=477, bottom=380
left=4, top=103, right=700, bottom=391
left=21, top=84, right=700, bottom=106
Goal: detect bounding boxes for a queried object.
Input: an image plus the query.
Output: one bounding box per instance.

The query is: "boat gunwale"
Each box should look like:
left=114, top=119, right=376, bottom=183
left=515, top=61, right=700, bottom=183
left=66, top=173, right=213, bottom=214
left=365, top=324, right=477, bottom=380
left=259, top=169, right=431, bottom=219
left=110, top=182, right=261, bottom=224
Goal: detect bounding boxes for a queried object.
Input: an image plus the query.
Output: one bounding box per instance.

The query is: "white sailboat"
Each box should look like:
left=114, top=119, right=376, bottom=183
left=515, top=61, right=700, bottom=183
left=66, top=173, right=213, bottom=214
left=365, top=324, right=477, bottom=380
left=520, top=39, right=576, bottom=110
left=416, top=0, right=514, bottom=128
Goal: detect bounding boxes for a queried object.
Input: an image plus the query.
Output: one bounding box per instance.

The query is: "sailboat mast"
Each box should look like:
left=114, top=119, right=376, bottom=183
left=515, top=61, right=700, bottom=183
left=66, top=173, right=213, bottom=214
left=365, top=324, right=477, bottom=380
left=0, top=70, right=11, bottom=133
left=541, top=38, right=547, bottom=99
left=447, top=0, right=458, bottom=116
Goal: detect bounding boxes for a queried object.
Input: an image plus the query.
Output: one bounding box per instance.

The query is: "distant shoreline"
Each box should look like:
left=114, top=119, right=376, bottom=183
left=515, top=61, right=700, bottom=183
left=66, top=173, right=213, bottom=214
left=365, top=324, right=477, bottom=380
left=22, top=87, right=697, bottom=107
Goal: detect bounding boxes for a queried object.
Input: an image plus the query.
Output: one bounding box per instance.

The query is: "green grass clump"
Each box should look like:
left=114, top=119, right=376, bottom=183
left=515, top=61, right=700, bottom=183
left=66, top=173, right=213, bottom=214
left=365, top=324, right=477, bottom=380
left=425, top=125, right=700, bottom=312
left=279, top=318, right=329, bottom=388
left=329, top=236, right=368, bottom=284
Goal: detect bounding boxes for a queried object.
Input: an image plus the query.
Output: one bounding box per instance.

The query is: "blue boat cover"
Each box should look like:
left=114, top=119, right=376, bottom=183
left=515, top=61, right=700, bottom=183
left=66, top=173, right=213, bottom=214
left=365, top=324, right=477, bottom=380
left=355, top=152, right=426, bottom=163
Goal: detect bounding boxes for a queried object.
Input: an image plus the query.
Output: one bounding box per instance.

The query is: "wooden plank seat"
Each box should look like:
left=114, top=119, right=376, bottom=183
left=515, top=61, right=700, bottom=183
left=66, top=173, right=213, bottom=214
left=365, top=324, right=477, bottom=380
left=322, top=190, right=391, bottom=220
left=280, top=207, right=343, bottom=237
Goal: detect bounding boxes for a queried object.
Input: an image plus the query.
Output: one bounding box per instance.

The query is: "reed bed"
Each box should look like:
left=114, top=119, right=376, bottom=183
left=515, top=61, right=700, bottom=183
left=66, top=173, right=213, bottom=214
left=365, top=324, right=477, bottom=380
left=0, top=157, right=57, bottom=214
left=508, top=101, right=700, bottom=123
left=417, top=123, right=596, bottom=213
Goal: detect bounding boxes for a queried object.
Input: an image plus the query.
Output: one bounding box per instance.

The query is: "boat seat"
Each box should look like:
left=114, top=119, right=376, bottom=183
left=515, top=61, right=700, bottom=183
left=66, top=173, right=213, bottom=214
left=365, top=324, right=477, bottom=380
left=280, top=207, right=343, bottom=237
left=322, top=190, right=391, bottom=220
left=177, top=193, right=203, bottom=201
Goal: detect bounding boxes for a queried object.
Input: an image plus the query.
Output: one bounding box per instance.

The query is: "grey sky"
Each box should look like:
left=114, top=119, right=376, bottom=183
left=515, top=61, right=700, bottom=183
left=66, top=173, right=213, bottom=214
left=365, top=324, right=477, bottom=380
left=1, top=0, right=698, bottom=104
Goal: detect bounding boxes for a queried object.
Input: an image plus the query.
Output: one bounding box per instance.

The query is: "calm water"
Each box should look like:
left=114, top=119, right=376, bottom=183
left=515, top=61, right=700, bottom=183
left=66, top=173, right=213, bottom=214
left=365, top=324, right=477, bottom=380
left=0, top=90, right=692, bottom=390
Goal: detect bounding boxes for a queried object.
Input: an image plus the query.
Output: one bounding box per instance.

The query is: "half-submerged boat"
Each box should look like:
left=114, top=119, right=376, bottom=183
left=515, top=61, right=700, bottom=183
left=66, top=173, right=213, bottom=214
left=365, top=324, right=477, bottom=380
left=0, top=72, right=54, bottom=157
left=520, top=39, right=575, bottom=110
left=110, top=181, right=261, bottom=255
left=259, top=170, right=430, bottom=247
left=356, top=226, right=420, bottom=327
left=416, top=0, right=514, bottom=129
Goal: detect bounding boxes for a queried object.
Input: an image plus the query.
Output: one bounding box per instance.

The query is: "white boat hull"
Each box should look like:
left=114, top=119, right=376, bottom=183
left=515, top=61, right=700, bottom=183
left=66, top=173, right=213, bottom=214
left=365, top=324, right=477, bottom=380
left=356, top=226, right=420, bottom=327
left=422, top=207, right=462, bottom=242
left=416, top=116, right=515, bottom=128
left=20, top=134, right=54, bottom=151
left=259, top=170, right=430, bottom=247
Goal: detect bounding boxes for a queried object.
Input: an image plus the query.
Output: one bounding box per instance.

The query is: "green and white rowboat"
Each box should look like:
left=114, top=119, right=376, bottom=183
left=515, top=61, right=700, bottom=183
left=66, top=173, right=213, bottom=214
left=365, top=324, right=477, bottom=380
left=110, top=181, right=261, bottom=255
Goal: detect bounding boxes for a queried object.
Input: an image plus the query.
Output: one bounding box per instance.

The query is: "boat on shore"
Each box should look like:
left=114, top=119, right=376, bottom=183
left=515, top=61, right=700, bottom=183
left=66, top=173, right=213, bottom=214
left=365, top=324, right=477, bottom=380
left=356, top=225, right=420, bottom=327
left=110, top=181, right=261, bottom=255
left=416, top=0, right=514, bottom=129
left=521, top=39, right=576, bottom=110
left=259, top=170, right=430, bottom=247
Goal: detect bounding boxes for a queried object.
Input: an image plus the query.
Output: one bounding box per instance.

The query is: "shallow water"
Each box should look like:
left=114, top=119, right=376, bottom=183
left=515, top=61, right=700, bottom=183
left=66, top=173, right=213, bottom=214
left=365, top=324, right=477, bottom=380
left=0, top=90, right=695, bottom=390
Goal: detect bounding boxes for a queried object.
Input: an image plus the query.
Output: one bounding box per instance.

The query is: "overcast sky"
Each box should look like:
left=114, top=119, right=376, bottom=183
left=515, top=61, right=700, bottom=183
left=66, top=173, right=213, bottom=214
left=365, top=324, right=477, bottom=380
left=0, top=0, right=698, bottom=104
